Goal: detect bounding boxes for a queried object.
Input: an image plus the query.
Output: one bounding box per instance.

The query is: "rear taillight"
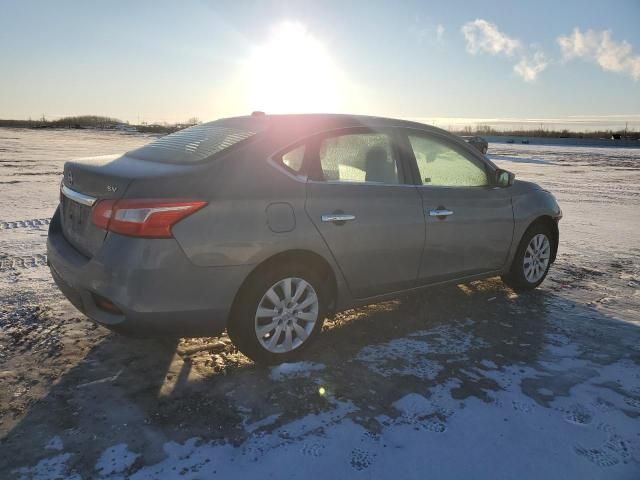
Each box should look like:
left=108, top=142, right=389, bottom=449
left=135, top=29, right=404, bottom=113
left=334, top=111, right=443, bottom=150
left=91, top=199, right=207, bottom=238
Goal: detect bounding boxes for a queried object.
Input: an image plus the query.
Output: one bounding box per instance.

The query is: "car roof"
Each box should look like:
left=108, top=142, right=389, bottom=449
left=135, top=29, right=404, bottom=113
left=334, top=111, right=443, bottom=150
left=213, top=113, right=452, bottom=138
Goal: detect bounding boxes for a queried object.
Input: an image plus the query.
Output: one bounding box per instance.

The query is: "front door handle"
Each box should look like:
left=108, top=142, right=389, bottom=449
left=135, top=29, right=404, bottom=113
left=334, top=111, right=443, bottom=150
left=428, top=209, right=454, bottom=217
left=322, top=214, right=356, bottom=223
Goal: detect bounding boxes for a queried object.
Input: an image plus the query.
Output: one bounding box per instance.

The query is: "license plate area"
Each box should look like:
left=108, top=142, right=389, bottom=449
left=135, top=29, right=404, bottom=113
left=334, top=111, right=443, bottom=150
left=61, top=196, right=90, bottom=237
left=60, top=194, right=105, bottom=257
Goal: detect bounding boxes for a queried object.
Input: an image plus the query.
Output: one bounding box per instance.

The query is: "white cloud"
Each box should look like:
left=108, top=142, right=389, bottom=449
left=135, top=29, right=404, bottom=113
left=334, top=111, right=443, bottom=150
left=461, top=19, right=521, bottom=56
left=461, top=19, right=547, bottom=81
left=514, top=52, right=548, bottom=82
left=436, top=24, right=445, bottom=43
left=558, top=28, right=640, bottom=80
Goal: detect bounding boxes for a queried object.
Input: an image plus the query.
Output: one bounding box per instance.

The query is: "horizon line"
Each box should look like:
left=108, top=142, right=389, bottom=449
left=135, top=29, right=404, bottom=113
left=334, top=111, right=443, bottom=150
left=2, top=113, right=640, bottom=132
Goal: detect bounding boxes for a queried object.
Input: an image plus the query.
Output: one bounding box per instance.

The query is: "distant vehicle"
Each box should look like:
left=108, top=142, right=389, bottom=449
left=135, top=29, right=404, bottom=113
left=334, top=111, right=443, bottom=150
left=114, top=124, right=138, bottom=133
left=47, top=113, right=562, bottom=363
left=611, top=134, right=621, bottom=140
left=521, top=139, right=530, bottom=144
left=506, top=139, right=515, bottom=144
left=461, top=135, right=488, bottom=154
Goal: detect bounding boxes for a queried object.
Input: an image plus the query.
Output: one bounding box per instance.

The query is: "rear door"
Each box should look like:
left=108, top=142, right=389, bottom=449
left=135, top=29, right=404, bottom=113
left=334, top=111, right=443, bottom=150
left=400, top=130, right=514, bottom=282
left=304, top=128, right=425, bottom=298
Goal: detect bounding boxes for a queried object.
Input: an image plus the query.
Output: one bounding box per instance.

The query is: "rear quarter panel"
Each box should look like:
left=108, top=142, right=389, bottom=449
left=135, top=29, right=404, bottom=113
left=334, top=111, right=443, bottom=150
left=170, top=138, right=344, bottom=286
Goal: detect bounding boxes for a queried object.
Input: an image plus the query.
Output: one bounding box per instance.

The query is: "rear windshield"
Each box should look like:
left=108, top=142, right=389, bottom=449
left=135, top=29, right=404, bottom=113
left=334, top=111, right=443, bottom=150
left=129, top=120, right=259, bottom=163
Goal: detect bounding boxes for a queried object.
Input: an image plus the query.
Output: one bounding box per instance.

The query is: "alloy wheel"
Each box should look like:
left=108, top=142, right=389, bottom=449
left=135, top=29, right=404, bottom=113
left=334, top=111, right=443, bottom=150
left=523, top=233, right=551, bottom=283
left=254, top=277, right=319, bottom=353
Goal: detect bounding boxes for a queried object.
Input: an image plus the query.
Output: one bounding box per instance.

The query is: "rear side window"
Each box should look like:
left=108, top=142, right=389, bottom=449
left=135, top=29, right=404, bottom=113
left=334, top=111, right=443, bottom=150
left=281, top=145, right=305, bottom=172
left=318, top=133, right=400, bottom=184
left=131, top=123, right=258, bottom=163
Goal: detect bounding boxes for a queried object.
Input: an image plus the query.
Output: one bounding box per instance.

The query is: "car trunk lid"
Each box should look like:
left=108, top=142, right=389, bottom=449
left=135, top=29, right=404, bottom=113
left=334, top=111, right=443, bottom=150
left=60, top=154, right=196, bottom=257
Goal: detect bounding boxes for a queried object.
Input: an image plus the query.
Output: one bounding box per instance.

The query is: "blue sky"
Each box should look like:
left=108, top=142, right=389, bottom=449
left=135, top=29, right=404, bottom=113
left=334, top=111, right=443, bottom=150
left=1, top=0, right=639, bottom=129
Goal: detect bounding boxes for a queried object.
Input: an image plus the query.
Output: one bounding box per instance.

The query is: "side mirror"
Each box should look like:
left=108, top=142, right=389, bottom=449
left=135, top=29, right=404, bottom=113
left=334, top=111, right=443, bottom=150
left=495, top=169, right=515, bottom=187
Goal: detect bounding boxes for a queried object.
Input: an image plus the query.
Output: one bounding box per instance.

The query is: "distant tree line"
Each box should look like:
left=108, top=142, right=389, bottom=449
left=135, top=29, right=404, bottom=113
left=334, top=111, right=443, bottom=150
left=53, top=115, right=124, bottom=128
left=0, top=115, right=122, bottom=129
left=0, top=115, right=201, bottom=134
left=453, top=124, right=639, bottom=140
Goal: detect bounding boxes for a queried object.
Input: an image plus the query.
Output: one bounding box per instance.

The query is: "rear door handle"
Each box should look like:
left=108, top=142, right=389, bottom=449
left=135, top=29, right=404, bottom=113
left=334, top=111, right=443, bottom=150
left=322, top=214, right=356, bottom=223
left=428, top=209, right=454, bottom=217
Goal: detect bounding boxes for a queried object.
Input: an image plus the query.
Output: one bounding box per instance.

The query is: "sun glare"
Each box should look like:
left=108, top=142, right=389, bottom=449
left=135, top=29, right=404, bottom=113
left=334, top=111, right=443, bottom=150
left=246, top=22, right=343, bottom=113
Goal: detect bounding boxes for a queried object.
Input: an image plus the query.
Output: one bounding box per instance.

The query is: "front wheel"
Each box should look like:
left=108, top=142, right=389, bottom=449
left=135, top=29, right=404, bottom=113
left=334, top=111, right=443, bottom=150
left=502, top=224, right=553, bottom=292
left=228, top=264, right=328, bottom=364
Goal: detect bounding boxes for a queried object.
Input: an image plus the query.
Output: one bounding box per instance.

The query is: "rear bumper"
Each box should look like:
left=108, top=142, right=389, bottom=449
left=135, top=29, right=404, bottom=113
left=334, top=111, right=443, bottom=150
left=47, top=208, right=252, bottom=336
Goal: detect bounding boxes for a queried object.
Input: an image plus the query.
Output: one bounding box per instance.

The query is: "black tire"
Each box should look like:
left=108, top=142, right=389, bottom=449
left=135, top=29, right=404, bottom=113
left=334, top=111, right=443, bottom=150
left=227, top=262, right=329, bottom=364
left=502, top=223, right=554, bottom=292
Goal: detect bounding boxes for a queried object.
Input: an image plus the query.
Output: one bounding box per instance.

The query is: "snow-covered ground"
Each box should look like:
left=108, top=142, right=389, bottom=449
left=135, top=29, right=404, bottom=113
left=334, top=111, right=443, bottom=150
left=1, top=129, right=639, bottom=479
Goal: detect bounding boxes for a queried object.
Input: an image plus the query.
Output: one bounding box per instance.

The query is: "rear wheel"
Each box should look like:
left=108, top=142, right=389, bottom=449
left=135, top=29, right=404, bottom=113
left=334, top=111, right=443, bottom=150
left=228, top=263, right=328, bottom=364
left=502, top=224, right=553, bottom=291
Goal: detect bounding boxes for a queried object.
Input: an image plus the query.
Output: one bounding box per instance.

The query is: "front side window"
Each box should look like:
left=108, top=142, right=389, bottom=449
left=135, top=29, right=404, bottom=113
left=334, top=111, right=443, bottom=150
left=318, top=133, right=400, bottom=184
left=408, top=135, right=488, bottom=187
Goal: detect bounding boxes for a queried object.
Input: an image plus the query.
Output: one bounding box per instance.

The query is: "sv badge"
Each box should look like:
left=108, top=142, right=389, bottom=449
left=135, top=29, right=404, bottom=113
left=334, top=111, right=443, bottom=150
left=107, top=185, right=118, bottom=193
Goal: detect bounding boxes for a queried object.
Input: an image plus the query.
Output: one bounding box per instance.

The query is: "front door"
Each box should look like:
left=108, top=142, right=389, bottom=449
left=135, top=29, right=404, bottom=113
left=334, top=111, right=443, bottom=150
left=402, top=131, right=514, bottom=282
left=304, top=129, right=425, bottom=298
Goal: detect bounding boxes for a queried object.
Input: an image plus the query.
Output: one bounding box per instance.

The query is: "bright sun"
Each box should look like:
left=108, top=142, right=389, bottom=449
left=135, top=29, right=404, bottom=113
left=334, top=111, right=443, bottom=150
left=246, top=22, right=343, bottom=113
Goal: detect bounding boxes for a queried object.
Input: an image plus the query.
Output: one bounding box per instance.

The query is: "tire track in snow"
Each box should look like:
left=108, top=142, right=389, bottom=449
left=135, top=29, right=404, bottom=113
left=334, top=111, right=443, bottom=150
left=0, top=254, right=48, bottom=271
left=0, top=218, right=50, bottom=230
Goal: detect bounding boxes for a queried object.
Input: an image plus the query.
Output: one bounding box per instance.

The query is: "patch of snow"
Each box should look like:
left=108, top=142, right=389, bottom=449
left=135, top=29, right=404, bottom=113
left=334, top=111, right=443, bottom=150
left=269, top=361, right=325, bottom=381
left=268, top=400, right=357, bottom=440
left=392, top=393, right=436, bottom=417
left=13, top=453, right=81, bottom=480
left=358, top=324, right=488, bottom=379
left=127, top=401, right=359, bottom=478
left=15, top=356, right=640, bottom=479
left=409, top=323, right=487, bottom=354
left=489, top=154, right=553, bottom=165
left=129, top=438, right=235, bottom=480
left=95, top=443, right=139, bottom=477
left=480, top=359, right=498, bottom=369
left=244, top=413, right=281, bottom=433
left=128, top=369, right=637, bottom=478
left=356, top=337, right=441, bottom=379
left=44, top=435, right=63, bottom=451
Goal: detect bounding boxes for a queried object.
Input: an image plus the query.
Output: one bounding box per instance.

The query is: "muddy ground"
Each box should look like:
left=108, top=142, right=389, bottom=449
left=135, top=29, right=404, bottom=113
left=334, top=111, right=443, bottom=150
left=0, top=129, right=639, bottom=479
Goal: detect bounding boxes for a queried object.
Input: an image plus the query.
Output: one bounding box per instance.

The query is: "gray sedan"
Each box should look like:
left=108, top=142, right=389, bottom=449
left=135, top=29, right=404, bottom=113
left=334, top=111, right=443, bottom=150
left=47, top=114, right=561, bottom=363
